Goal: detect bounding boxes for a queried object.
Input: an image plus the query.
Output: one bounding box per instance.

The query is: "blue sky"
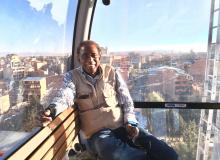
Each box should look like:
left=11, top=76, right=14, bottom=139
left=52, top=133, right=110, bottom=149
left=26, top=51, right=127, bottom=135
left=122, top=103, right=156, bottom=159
left=0, top=0, right=76, bottom=55
left=0, top=0, right=212, bottom=55
left=91, top=0, right=212, bottom=52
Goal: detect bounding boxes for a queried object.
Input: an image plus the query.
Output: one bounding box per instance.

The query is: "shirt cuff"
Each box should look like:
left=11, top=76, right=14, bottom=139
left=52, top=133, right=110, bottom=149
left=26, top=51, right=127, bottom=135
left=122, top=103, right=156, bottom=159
left=124, top=113, right=138, bottom=126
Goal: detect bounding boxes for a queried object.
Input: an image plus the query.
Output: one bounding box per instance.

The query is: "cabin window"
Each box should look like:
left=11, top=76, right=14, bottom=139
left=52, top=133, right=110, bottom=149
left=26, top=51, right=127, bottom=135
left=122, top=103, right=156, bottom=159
left=0, top=0, right=78, bottom=156
left=91, top=0, right=220, bottom=159
left=91, top=0, right=212, bottom=103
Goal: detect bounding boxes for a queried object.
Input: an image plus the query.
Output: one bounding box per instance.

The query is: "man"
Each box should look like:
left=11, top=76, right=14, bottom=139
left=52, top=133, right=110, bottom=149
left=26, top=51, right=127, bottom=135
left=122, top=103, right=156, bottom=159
left=41, top=40, right=178, bottom=160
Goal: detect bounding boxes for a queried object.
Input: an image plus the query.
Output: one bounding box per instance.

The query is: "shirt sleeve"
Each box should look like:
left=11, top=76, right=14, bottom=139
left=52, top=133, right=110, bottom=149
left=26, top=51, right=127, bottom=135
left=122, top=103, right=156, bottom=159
left=48, top=71, right=76, bottom=116
left=115, top=69, right=138, bottom=125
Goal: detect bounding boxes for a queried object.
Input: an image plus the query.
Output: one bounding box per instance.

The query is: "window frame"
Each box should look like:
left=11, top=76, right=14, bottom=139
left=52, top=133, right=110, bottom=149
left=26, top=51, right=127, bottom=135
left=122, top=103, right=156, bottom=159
left=85, top=0, right=220, bottom=109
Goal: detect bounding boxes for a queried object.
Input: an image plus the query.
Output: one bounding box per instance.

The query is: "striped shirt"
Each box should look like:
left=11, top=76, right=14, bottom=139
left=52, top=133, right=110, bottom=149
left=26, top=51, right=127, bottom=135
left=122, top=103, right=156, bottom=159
left=49, top=66, right=138, bottom=125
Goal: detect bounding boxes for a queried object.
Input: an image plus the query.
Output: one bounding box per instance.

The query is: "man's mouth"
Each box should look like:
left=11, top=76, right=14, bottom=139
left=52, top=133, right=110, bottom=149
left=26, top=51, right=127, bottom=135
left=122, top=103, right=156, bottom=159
left=88, top=64, right=96, bottom=67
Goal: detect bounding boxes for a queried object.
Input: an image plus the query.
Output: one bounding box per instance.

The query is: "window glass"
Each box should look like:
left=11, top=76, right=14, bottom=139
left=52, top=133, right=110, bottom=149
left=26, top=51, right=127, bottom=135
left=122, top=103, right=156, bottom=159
left=0, top=0, right=78, bottom=156
left=91, top=0, right=212, bottom=103
left=91, top=0, right=220, bottom=159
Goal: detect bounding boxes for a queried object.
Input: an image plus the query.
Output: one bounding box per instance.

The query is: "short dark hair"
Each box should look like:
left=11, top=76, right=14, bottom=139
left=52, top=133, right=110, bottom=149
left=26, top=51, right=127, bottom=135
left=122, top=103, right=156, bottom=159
left=77, top=40, right=101, bottom=55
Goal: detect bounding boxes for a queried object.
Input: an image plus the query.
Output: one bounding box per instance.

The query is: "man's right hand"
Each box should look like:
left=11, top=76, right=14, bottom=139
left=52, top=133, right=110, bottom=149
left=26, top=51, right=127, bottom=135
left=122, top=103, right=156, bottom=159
left=40, top=109, right=53, bottom=127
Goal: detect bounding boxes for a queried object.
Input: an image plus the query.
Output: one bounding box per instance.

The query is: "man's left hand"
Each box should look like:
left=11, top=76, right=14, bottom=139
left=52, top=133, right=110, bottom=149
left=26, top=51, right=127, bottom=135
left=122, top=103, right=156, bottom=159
left=125, top=123, right=139, bottom=139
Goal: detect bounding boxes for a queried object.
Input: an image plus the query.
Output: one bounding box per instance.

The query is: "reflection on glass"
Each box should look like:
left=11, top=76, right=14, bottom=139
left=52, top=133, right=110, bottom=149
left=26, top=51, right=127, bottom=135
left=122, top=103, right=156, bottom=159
left=0, top=0, right=77, bottom=157
left=135, top=108, right=201, bottom=160
left=91, top=0, right=220, bottom=160
left=91, top=0, right=214, bottom=103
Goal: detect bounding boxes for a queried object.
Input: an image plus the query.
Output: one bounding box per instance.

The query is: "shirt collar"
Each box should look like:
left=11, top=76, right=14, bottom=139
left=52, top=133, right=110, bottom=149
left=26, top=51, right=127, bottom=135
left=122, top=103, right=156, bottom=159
left=79, top=66, right=101, bottom=84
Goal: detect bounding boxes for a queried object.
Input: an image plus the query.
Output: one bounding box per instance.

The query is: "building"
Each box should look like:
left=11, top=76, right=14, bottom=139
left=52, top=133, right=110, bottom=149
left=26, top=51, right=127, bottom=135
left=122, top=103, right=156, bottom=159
left=0, top=58, right=5, bottom=69
left=175, top=74, right=193, bottom=99
left=0, top=94, right=10, bottom=114
left=111, top=55, right=130, bottom=81
left=101, top=55, right=113, bottom=66
left=189, top=59, right=206, bottom=83
left=22, top=77, right=46, bottom=102
left=12, top=67, right=26, bottom=81
left=112, top=55, right=121, bottom=68
left=3, top=54, right=26, bottom=81
left=129, top=53, right=141, bottom=69
left=30, top=59, right=47, bottom=71
left=146, top=66, right=193, bottom=101
left=100, top=46, right=108, bottom=55
left=119, top=56, right=130, bottom=81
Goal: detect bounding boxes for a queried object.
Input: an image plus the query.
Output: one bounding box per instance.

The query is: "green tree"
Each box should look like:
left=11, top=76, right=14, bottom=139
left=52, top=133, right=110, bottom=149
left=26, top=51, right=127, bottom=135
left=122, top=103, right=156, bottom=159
left=22, top=96, right=43, bottom=131
left=175, top=120, right=198, bottom=160
left=147, top=91, right=165, bottom=102
left=141, top=92, right=165, bottom=133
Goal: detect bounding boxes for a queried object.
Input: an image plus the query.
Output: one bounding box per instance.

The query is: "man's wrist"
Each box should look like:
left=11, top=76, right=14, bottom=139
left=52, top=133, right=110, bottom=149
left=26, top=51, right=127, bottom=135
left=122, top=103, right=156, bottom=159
left=127, top=120, right=138, bottom=127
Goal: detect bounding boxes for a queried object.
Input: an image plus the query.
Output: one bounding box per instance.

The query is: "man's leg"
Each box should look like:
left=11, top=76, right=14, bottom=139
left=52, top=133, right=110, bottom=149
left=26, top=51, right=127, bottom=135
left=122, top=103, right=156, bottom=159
left=134, top=127, right=179, bottom=160
left=87, top=129, right=147, bottom=160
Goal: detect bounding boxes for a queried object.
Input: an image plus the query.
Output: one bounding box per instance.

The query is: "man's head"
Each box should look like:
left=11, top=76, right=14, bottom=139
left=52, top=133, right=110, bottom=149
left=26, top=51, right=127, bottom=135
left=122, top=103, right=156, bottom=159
left=77, top=40, right=101, bottom=77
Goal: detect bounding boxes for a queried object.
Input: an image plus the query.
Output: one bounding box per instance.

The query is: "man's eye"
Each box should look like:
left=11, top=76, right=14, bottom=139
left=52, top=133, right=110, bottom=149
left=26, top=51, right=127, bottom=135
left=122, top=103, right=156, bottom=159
left=82, top=54, right=99, bottom=59
left=82, top=55, right=90, bottom=59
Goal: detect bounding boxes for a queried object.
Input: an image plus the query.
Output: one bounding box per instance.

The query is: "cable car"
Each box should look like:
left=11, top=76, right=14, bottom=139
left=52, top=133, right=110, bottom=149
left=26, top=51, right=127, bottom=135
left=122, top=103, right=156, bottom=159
left=0, top=0, right=220, bottom=159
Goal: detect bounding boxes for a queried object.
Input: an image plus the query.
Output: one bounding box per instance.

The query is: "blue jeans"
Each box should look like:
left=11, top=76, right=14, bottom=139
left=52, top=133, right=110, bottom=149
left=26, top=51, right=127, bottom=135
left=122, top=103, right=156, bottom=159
left=87, top=127, right=178, bottom=160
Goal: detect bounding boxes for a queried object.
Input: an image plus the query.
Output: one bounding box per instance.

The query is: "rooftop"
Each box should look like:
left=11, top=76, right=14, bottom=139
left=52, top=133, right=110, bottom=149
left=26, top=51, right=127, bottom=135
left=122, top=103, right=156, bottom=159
left=23, top=77, right=46, bottom=81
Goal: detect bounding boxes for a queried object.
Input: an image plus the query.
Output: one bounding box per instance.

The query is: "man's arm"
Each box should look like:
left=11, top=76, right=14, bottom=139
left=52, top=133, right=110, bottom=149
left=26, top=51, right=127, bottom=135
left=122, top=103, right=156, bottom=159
left=41, top=71, right=76, bottom=125
left=115, top=70, right=138, bottom=126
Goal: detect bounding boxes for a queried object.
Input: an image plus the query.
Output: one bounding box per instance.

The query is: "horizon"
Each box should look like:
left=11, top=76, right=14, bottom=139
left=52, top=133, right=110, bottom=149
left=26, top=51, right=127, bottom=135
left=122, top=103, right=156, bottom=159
left=0, top=0, right=211, bottom=54
left=0, top=48, right=207, bottom=58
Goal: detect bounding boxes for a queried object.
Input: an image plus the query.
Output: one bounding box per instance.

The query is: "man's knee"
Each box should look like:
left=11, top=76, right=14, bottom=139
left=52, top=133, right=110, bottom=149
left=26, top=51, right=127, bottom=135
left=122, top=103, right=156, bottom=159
left=93, top=136, right=116, bottom=159
left=135, top=129, right=179, bottom=160
left=93, top=137, right=147, bottom=160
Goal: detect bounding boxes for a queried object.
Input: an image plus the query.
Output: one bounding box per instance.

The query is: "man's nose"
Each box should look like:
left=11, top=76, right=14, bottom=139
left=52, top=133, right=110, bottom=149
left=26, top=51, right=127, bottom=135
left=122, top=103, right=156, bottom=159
left=88, top=56, right=95, bottom=62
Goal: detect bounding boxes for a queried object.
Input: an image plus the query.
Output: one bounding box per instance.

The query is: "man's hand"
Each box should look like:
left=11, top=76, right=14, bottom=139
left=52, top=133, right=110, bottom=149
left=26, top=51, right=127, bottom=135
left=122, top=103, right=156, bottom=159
left=0, top=150, right=4, bottom=157
left=39, top=109, right=53, bottom=127
left=125, top=123, right=139, bottom=139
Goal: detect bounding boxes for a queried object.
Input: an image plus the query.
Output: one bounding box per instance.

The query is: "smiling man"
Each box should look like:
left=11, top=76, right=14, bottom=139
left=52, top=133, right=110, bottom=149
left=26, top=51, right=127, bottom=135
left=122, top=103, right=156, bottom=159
left=41, top=40, right=178, bottom=160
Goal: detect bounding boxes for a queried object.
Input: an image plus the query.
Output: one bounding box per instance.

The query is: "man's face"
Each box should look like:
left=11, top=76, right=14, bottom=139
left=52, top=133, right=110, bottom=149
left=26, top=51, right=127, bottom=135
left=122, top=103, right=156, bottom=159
left=78, top=44, right=101, bottom=76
